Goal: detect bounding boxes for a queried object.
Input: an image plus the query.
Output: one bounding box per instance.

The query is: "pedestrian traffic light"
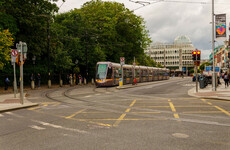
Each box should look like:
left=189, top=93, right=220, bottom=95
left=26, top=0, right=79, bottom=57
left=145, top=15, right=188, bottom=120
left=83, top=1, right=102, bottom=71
left=197, top=50, right=201, bottom=61
left=192, top=51, right=197, bottom=61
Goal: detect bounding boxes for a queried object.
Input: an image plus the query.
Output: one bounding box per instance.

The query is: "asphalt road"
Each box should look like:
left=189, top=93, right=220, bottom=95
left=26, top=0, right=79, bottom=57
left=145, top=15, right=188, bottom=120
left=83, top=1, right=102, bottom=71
left=1, top=77, right=230, bottom=150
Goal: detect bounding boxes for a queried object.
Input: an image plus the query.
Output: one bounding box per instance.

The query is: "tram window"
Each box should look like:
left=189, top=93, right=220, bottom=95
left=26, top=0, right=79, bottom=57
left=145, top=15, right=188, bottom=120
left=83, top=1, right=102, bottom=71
left=96, top=64, right=107, bottom=79
left=107, top=67, right=112, bottom=79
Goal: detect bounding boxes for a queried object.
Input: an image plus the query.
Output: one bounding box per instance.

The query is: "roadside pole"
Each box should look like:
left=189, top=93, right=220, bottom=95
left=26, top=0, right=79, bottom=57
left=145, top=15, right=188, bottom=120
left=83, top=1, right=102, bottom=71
left=134, top=56, right=135, bottom=81
left=120, top=57, right=125, bottom=87
left=11, top=49, right=18, bottom=98
left=195, top=65, right=198, bottom=93
left=13, top=62, right=17, bottom=98
left=20, top=41, right=24, bottom=104
left=212, top=0, right=216, bottom=91
left=17, top=41, right=27, bottom=105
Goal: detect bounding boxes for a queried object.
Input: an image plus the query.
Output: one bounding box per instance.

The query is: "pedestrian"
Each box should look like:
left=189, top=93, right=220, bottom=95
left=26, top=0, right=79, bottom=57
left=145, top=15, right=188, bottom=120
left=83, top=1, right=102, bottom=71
left=37, top=73, right=41, bottom=88
left=223, top=72, right=229, bottom=88
left=69, top=74, right=73, bottom=86
left=30, top=73, right=35, bottom=81
left=4, top=76, right=10, bottom=90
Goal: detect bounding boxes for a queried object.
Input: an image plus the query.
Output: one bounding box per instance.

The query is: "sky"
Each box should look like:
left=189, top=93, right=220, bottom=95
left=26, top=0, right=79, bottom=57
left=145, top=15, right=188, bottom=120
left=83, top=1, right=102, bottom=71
left=54, top=0, right=230, bottom=59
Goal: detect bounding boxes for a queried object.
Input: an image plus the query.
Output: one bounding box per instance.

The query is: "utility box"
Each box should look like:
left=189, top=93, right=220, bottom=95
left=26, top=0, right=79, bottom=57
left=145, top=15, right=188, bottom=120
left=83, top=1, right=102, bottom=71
left=199, top=75, right=205, bottom=89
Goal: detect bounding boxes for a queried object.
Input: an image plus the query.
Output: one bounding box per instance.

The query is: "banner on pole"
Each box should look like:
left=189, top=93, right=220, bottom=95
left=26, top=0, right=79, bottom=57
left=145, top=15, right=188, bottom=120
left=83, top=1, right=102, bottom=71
left=215, top=14, right=226, bottom=40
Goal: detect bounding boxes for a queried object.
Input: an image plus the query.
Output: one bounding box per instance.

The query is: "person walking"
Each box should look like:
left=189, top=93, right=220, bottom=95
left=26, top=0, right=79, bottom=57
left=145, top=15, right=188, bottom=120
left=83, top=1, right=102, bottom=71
left=69, top=74, right=73, bottom=86
left=223, top=72, right=229, bottom=88
left=37, top=73, right=41, bottom=88
left=4, top=76, right=10, bottom=90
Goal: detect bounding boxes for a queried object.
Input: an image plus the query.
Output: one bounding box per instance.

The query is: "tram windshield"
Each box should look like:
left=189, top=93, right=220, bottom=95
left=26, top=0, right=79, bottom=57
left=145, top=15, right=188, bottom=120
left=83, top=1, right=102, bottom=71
left=96, top=64, right=108, bottom=79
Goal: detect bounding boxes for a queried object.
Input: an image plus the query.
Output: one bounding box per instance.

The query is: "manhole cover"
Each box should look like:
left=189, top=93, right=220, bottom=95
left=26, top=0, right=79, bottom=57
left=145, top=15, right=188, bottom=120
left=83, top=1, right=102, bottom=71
left=172, top=133, right=189, bottom=138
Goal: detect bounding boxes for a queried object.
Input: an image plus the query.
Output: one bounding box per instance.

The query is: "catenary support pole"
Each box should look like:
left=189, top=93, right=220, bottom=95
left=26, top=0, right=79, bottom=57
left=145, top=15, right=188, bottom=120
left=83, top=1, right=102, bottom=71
left=212, top=0, right=216, bottom=91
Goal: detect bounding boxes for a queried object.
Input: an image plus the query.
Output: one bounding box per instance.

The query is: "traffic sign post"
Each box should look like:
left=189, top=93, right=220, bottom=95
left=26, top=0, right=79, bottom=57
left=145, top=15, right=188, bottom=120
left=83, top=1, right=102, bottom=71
left=120, top=57, right=125, bottom=86
left=16, top=41, right=28, bottom=104
left=11, top=49, right=18, bottom=98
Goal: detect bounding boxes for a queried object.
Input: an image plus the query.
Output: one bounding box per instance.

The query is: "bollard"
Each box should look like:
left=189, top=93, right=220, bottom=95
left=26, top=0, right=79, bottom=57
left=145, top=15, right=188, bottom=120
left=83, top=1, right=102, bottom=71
left=84, top=78, right=87, bottom=85
left=48, top=80, right=52, bottom=88
left=31, top=81, right=35, bottom=89
left=70, top=78, right=73, bottom=86
left=60, top=79, right=63, bottom=87
left=91, top=78, right=95, bottom=85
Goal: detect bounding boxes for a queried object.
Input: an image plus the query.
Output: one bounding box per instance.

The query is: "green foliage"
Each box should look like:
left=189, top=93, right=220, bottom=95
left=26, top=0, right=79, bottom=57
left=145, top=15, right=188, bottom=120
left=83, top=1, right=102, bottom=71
left=200, top=62, right=211, bottom=71
left=0, top=28, right=14, bottom=70
left=0, top=0, right=152, bottom=80
left=156, top=63, right=164, bottom=68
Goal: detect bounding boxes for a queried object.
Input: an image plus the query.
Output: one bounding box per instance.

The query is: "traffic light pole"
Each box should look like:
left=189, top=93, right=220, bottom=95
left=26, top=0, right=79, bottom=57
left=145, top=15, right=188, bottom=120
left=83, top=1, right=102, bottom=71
left=195, top=65, right=198, bottom=93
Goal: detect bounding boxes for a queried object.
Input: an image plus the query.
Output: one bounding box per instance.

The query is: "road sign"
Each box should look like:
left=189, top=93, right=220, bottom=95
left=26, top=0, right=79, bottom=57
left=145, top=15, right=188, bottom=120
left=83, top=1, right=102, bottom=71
left=11, top=49, right=18, bottom=63
left=120, top=57, right=125, bottom=65
left=11, top=49, right=18, bottom=57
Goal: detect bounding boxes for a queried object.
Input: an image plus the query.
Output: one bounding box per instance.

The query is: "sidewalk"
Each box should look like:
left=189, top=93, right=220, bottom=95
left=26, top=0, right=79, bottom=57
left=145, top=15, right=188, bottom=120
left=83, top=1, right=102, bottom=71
left=0, top=93, right=38, bottom=112
left=188, top=80, right=230, bottom=101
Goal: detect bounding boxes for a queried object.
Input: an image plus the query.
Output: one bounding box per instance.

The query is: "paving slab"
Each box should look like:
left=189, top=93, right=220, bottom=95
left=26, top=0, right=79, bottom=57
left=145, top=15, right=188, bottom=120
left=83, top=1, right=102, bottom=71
left=0, top=93, right=38, bottom=112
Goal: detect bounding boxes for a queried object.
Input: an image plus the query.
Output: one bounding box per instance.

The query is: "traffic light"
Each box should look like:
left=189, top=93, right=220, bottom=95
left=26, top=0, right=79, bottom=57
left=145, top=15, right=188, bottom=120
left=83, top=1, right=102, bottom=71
left=192, top=51, right=197, bottom=61
left=197, top=50, right=201, bottom=61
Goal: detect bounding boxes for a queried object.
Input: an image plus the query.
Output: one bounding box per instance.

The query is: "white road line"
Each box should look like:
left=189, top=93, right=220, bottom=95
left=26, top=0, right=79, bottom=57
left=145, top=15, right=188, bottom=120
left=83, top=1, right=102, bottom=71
left=95, top=94, right=101, bottom=96
left=30, top=125, right=46, bottom=130
left=85, top=95, right=92, bottom=98
left=32, top=120, right=88, bottom=134
left=5, top=112, right=23, bottom=118
left=0, top=114, right=4, bottom=117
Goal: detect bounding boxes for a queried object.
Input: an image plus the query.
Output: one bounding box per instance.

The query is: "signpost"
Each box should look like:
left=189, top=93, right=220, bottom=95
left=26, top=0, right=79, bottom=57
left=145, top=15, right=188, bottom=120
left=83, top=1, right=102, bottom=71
left=11, top=49, right=18, bottom=98
left=120, top=57, right=125, bottom=86
left=16, top=42, right=27, bottom=104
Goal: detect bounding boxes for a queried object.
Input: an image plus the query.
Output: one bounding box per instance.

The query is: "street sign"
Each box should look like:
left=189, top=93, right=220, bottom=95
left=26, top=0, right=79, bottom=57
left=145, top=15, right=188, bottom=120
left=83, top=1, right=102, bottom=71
left=120, top=57, right=125, bottom=65
left=11, top=49, right=18, bottom=63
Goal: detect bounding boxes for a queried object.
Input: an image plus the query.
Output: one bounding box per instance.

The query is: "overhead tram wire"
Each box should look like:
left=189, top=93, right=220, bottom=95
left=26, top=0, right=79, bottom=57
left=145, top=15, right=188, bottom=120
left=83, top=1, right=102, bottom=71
left=130, top=0, right=230, bottom=11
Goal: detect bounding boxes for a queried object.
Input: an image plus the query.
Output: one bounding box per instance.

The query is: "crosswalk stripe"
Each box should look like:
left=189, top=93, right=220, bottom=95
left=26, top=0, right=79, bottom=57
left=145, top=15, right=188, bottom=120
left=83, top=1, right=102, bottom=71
left=0, top=114, right=4, bottom=117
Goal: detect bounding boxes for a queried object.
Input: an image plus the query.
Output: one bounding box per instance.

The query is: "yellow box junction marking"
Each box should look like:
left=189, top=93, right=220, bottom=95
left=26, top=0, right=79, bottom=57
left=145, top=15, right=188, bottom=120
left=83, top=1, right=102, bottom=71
left=168, top=99, right=179, bottom=119
left=201, top=99, right=230, bottom=117
left=113, top=99, right=136, bottom=127
left=65, top=108, right=87, bottom=119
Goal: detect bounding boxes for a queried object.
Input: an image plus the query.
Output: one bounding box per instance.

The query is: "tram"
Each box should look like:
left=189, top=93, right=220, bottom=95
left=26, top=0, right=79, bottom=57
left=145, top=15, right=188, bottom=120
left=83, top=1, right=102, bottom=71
left=95, top=62, right=170, bottom=87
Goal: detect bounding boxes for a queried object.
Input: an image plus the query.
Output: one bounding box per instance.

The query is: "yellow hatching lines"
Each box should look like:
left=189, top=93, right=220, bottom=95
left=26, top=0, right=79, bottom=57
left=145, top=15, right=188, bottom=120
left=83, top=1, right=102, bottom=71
left=168, top=99, right=179, bottom=119
left=113, top=99, right=136, bottom=127
left=65, top=108, right=87, bottom=119
left=201, top=99, right=230, bottom=117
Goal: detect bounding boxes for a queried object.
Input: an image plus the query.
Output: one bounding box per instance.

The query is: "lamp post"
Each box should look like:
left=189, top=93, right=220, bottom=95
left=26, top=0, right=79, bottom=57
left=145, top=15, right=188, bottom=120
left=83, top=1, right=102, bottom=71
left=212, top=0, right=216, bottom=91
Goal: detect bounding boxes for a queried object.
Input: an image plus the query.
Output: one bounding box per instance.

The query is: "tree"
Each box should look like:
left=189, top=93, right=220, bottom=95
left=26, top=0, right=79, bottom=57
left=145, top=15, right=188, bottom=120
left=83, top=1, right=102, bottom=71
left=200, top=62, right=211, bottom=71
left=53, top=1, right=151, bottom=78
left=0, top=0, right=60, bottom=57
left=0, top=28, right=14, bottom=70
